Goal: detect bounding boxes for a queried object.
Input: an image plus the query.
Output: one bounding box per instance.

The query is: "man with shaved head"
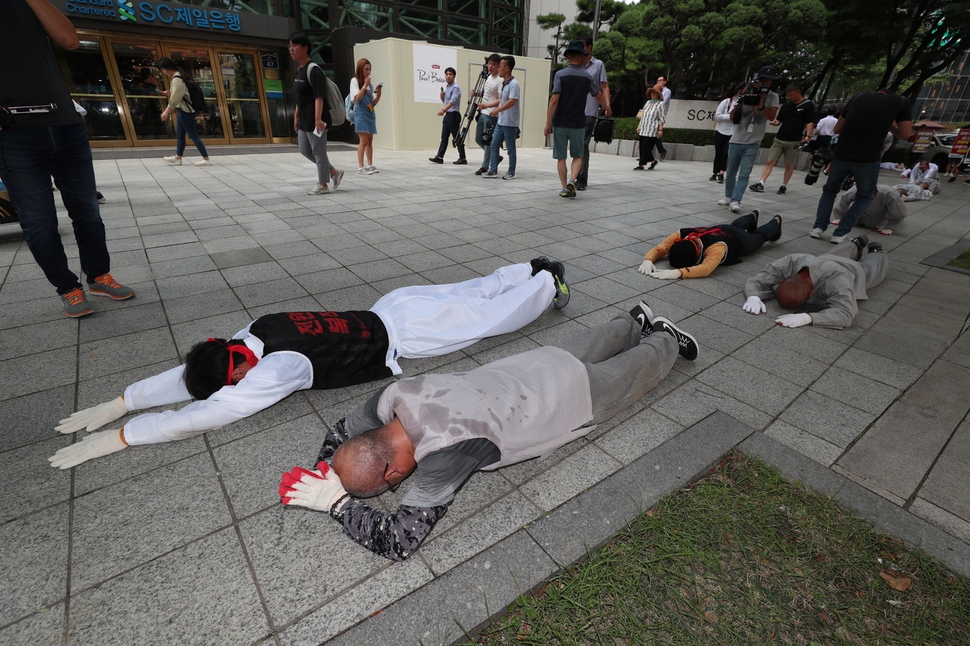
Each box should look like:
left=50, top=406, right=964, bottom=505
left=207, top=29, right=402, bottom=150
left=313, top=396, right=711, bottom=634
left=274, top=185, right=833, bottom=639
left=741, top=236, right=888, bottom=328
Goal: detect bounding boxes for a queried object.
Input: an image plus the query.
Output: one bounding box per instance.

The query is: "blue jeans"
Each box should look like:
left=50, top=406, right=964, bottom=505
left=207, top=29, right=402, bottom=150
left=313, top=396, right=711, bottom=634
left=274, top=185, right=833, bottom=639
left=724, top=142, right=760, bottom=203
left=489, top=125, right=516, bottom=175
left=175, top=109, right=208, bottom=158
left=813, top=159, right=881, bottom=237
left=475, top=113, right=497, bottom=169
left=0, top=122, right=110, bottom=295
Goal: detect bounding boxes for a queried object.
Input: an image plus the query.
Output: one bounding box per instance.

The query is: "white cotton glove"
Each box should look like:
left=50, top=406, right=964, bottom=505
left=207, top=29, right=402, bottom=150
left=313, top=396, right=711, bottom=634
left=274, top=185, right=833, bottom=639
left=650, top=269, right=682, bottom=280
left=637, top=260, right=655, bottom=275
left=49, top=429, right=127, bottom=469
left=279, top=462, right=349, bottom=514
left=56, top=396, right=128, bottom=434
left=742, top=295, right=767, bottom=314
left=775, top=313, right=812, bottom=328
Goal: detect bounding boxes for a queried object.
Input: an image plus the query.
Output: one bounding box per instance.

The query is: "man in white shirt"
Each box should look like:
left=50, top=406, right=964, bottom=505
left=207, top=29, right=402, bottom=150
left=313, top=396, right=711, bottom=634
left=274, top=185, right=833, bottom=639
left=654, top=75, right=672, bottom=161
left=473, top=53, right=504, bottom=176
left=50, top=259, right=572, bottom=468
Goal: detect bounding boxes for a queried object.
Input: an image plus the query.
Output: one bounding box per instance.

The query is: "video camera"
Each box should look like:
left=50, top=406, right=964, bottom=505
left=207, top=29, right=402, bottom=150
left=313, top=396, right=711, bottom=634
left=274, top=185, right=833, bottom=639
left=741, top=76, right=770, bottom=105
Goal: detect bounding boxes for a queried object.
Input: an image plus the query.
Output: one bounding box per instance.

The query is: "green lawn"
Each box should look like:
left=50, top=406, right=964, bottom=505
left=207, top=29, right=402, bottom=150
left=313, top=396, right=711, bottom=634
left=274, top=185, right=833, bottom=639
left=465, top=454, right=970, bottom=645
left=949, top=249, right=970, bottom=271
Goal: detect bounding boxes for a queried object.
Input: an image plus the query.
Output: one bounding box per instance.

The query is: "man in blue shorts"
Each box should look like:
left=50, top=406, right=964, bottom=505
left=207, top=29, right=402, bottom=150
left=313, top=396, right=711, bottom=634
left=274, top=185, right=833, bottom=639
left=544, top=40, right=609, bottom=198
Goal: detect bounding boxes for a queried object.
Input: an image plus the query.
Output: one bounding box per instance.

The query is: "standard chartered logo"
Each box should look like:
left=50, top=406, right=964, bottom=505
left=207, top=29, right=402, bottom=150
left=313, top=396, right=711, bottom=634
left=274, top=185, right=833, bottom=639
left=117, top=0, right=135, bottom=20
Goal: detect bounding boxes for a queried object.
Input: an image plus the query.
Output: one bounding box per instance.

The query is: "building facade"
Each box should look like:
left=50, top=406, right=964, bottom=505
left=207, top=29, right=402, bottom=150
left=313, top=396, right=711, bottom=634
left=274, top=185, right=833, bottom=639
left=53, top=0, right=525, bottom=147
left=914, top=50, right=970, bottom=126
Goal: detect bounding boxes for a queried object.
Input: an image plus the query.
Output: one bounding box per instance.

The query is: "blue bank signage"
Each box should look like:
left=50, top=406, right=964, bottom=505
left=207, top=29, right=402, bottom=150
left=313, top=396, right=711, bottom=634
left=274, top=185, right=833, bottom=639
left=55, top=0, right=254, bottom=34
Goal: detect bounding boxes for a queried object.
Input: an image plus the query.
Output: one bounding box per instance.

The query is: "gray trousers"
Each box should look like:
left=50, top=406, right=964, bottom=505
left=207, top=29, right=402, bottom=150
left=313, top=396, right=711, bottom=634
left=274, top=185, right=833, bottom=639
left=558, top=314, right=678, bottom=425
left=827, top=240, right=890, bottom=290
left=297, top=128, right=334, bottom=185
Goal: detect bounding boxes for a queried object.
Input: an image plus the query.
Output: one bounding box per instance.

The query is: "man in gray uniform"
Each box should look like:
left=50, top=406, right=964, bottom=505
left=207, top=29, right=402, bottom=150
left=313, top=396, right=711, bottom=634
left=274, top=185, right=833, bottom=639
left=741, top=236, right=888, bottom=329
left=279, top=301, right=698, bottom=560
left=830, top=184, right=907, bottom=236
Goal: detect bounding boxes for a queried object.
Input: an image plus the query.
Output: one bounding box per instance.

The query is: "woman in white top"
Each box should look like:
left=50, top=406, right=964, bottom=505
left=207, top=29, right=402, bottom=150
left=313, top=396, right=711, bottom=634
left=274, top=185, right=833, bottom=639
left=634, top=87, right=665, bottom=170
left=711, top=85, right=740, bottom=182
left=349, top=58, right=382, bottom=174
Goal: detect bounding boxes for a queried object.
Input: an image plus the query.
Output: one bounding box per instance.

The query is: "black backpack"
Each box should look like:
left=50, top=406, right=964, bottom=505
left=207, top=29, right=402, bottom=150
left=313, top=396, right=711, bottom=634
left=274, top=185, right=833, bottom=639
left=175, top=74, right=207, bottom=114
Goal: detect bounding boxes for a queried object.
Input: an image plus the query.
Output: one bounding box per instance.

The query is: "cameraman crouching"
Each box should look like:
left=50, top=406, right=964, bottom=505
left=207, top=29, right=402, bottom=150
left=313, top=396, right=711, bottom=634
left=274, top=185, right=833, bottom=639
left=717, top=66, right=780, bottom=213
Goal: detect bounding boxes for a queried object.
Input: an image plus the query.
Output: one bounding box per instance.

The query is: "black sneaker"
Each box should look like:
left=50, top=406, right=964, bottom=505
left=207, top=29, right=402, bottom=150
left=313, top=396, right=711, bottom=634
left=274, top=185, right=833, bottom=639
left=629, top=301, right=655, bottom=336
left=709, top=173, right=718, bottom=181
left=453, top=158, right=468, bottom=165
left=530, top=256, right=552, bottom=276
left=769, top=215, right=782, bottom=242
left=749, top=181, right=765, bottom=192
left=777, top=185, right=787, bottom=195
left=575, top=181, right=587, bottom=191
left=716, top=174, right=724, bottom=184
left=96, top=191, right=106, bottom=204
left=867, top=241, right=884, bottom=253
left=548, top=261, right=569, bottom=309
left=652, top=316, right=698, bottom=361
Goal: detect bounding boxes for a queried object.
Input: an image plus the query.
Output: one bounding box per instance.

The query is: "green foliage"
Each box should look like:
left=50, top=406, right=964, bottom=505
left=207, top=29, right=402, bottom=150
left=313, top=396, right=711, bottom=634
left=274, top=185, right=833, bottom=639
left=536, top=13, right=566, bottom=30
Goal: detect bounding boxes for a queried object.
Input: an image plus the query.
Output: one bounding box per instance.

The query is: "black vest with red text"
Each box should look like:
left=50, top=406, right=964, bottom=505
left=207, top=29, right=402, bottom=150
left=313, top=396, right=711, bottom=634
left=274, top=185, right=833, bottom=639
left=676, top=225, right=749, bottom=266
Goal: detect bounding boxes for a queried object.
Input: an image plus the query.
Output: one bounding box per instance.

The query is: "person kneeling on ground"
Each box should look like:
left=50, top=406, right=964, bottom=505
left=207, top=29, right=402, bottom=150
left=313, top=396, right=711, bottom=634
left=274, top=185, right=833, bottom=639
left=637, top=210, right=782, bottom=279
left=741, top=236, right=887, bottom=329
left=829, top=184, right=907, bottom=236
left=50, top=259, right=571, bottom=469
left=279, top=301, right=698, bottom=560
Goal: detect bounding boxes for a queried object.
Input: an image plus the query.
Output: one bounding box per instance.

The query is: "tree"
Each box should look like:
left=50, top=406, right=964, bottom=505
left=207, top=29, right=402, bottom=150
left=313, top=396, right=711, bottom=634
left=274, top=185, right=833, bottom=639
left=536, top=13, right=568, bottom=62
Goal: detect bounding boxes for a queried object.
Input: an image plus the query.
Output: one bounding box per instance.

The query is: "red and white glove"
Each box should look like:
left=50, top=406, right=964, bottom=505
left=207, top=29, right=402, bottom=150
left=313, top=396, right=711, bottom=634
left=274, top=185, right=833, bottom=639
left=56, top=396, right=128, bottom=433
left=279, top=461, right=349, bottom=514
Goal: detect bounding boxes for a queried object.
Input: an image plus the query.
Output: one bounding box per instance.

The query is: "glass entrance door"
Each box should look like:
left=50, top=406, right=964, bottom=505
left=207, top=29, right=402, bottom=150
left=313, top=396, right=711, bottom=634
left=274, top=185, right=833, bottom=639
left=165, top=47, right=226, bottom=141
left=110, top=42, right=170, bottom=141
left=218, top=52, right=268, bottom=140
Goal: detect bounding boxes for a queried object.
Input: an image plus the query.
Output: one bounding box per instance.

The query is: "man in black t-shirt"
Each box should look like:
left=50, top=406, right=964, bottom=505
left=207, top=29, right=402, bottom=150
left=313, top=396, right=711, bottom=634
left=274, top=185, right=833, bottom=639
left=288, top=32, right=345, bottom=195
left=0, top=0, right=134, bottom=317
left=811, top=89, right=912, bottom=244
left=750, top=83, right=815, bottom=195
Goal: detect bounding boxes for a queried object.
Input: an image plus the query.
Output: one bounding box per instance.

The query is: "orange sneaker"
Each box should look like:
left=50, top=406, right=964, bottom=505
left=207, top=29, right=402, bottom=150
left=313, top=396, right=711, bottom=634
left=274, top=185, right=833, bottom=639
left=89, top=274, right=135, bottom=300
left=61, top=288, right=94, bottom=317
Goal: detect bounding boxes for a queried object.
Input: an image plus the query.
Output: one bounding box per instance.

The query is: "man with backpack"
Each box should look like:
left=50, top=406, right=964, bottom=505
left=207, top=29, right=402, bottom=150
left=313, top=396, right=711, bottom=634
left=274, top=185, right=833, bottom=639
left=288, top=32, right=345, bottom=195
left=158, top=57, right=213, bottom=167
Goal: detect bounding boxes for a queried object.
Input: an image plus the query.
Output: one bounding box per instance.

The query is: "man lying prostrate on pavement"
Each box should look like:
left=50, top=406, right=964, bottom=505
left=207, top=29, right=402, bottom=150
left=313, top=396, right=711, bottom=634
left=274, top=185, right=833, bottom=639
left=50, top=258, right=571, bottom=469
left=636, top=209, right=782, bottom=279
left=279, top=300, right=698, bottom=561
left=741, top=236, right=888, bottom=329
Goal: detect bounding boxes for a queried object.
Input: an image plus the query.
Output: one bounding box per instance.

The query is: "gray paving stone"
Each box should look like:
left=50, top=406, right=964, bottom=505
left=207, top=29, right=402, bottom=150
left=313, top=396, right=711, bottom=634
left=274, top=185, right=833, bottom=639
left=779, top=390, right=875, bottom=447
left=652, top=380, right=772, bottom=432
left=77, top=327, right=178, bottom=381
left=0, top=384, right=75, bottom=452
left=593, top=407, right=685, bottom=465
left=763, top=419, right=843, bottom=466
left=0, top=347, right=77, bottom=401
left=0, top=503, right=68, bottom=626
left=67, top=528, right=268, bottom=646
left=909, top=498, right=970, bottom=545
left=70, top=453, right=231, bottom=590
left=810, top=365, right=902, bottom=415
left=325, top=531, right=557, bottom=646
left=696, top=355, right=804, bottom=415
left=0, top=604, right=63, bottom=645
left=833, top=346, right=924, bottom=390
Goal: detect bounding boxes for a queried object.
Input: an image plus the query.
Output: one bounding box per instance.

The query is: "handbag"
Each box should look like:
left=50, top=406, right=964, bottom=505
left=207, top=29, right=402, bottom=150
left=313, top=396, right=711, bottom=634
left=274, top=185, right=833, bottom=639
left=593, top=117, right=616, bottom=144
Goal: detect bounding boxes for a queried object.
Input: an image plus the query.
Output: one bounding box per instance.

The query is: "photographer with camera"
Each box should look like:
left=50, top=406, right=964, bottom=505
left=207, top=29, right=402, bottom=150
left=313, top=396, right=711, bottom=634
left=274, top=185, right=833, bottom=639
left=750, top=83, right=815, bottom=195
left=0, top=0, right=135, bottom=317
left=717, top=66, right=780, bottom=213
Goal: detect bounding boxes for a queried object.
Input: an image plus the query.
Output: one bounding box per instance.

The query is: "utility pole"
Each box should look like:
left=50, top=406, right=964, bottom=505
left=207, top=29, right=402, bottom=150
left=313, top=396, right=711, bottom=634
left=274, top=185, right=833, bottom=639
left=593, top=0, right=602, bottom=44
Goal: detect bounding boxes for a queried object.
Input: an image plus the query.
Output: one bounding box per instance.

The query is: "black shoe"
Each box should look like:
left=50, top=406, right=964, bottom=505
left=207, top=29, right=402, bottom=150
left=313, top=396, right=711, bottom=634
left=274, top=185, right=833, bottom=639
left=475, top=167, right=487, bottom=175
left=574, top=181, right=587, bottom=191
left=769, top=215, right=782, bottom=242
left=498, top=155, right=505, bottom=163
left=529, top=256, right=552, bottom=276
left=867, top=241, right=883, bottom=253
left=429, top=157, right=443, bottom=164
left=453, top=158, right=468, bottom=165
left=652, top=316, right=698, bottom=361
left=96, top=191, right=106, bottom=204
left=850, top=235, right=869, bottom=257
left=659, top=151, right=666, bottom=161
left=649, top=160, right=658, bottom=170
left=777, top=185, right=787, bottom=195
left=709, top=173, right=718, bottom=181
left=548, top=261, right=569, bottom=309
left=716, top=174, right=724, bottom=184
left=749, top=182, right=765, bottom=192
left=948, top=175, right=957, bottom=183
left=629, top=301, right=655, bottom=337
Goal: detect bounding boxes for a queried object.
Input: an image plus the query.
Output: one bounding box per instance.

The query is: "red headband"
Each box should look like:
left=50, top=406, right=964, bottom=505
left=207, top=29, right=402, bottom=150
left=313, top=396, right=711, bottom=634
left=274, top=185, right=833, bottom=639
left=207, top=338, right=259, bottom=385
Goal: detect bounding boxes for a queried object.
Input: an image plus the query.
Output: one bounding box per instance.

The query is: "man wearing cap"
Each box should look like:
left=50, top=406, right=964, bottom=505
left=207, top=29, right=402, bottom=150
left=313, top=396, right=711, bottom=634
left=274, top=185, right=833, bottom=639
left=545, top=40, right=610, bottom=198
left=809, top=88, right=912, bottom=244
left=49, top=259, right=571, bottom=469
left=575, top=33, right=612, bottom=191
left=718, top=67, right=780, bottom=213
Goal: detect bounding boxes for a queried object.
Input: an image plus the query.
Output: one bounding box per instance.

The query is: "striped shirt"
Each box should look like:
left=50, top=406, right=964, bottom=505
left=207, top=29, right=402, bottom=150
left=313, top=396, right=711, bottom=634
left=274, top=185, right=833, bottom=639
left=638, top=100, right=665, bottom=137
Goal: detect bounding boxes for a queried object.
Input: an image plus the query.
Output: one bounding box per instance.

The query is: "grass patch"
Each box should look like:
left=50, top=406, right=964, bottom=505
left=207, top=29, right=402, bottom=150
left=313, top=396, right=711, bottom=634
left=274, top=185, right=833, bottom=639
left=948, top=249, right=970, bottom=271
left=466, top=454, right=970, bottom=645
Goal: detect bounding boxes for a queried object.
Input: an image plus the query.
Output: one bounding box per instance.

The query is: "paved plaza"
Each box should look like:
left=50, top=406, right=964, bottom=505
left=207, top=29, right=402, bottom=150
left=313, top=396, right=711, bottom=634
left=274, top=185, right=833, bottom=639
left=1, top=142, right=969, bottom=645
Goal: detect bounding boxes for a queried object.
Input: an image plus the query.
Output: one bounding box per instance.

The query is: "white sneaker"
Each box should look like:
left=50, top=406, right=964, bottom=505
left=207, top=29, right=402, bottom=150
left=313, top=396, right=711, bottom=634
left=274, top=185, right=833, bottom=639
left=331, top=169, right=345, bottom=190
left=717, top=197, right=731, bottom=206
left=502, top=172, right=515, bottom=180
left=366, top=165, right=379, bottom=174
left=810, top=228, right=824, bottom=239
left=308, top=184, right=329, bottom=195
left=357, top=167, right=367, bottom=175
left=195, top=159, right=213, bottom=167
left=830, top=234, right=848, bottom=244
left=163, top=156, right=182, bottom=166
left=729, top=201, right=741, bottom=213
